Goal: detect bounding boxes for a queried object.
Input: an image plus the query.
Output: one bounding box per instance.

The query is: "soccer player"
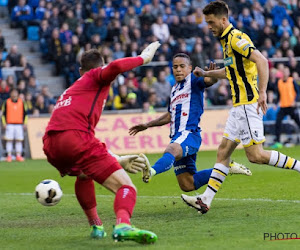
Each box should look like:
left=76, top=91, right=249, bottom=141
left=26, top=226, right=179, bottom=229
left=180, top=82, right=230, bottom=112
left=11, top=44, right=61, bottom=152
left=129, top=53, right=251, bottom=193
left=181, top=1, right=300, bottom=214
left=43, top=41, right=160, bottom=244
left=2, top=88, right=28, bottom=162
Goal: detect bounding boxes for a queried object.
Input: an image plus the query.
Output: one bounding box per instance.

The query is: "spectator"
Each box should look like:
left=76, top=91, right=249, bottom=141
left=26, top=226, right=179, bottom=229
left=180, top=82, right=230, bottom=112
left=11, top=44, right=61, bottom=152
left=0, top=80, right=10, bottom=102
left=272, top=67, right=300, bottom=149
left=24, top=92, right=34, bottom=114
left=34, top=94, right=48, bottom=114
left=277, top=18, right=293, bottom=37
left=6, top=45, right=22, bottom=67
left=112, top=42, right=125, bottom=60
left=136, top=81, right=150, bottom=106
left=212, top=79, right=231, bottom=106
left=114, top=84, right=129, bottom=110
left=252, top=1, right=265, bottom=29
left=87, top=18, right=107, bottom=41
left=59, top=43, right=77, bottom=88
left=238, top=7, right=253, bottom=29
left=151, top=16, right=170, bottom=43
left=11, top=0, right=34, bottom=39
left=123, top=6, right=141, bottom=29
left=1, top=88, right=28, bottom=162
left=142, top=68, right=157, bottom=88
left=49, top=28, right=63, bottom=75
left=59, top=22, right=73, bottom=45
left=27, top=76, right=39, bottom=97
left=40, top=85, right=56, bottom=107
left=34, top=0, right=46, bottom=22
left=152, top=70, right=171, bottom=107
left=190, top=43, right=208, bottom=69
left=65, top=9, right=78, bottom=33
left=17, top=79, right=26, bottom=95
left=126, top=92, right=139, bottom=109
left=39, top=19, right=52, bottom=60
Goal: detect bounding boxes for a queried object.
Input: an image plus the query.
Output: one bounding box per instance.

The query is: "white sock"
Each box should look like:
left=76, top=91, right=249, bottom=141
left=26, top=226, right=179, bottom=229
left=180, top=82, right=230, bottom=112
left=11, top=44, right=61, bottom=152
left=269, top=150, right=300, bottom=172
left=15, top=141, right=23, bottom=156
left=202, top=163, right=229, bottom=206
left=6, top=141, right=13, bottom=156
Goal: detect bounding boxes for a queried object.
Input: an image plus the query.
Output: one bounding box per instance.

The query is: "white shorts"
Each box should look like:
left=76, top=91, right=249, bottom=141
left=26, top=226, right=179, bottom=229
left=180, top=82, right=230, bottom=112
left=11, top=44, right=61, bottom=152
left=5, top=124, right=24, bottom=141
left=223, top=103, right=265, bottom=147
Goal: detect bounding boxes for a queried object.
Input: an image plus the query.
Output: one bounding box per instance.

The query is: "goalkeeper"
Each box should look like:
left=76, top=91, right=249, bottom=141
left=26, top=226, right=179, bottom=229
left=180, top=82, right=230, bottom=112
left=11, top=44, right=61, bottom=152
left=43, top=42, right=160, bottom=244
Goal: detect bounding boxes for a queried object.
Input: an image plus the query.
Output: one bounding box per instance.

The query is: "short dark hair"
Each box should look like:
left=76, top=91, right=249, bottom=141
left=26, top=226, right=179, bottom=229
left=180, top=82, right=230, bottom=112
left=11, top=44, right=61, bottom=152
left=173, top=53, right=191, bottom=65
left=203, top=1, right=229, bottom=18
left=80, top=49, right=104, bottom=71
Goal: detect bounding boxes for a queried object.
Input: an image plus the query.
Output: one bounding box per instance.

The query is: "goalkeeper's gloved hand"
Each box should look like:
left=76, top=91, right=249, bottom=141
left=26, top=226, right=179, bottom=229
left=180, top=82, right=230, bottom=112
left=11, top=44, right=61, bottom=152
left=118, top=155, right=147, bottom=174
left=139, top=41, right=161, bottom=65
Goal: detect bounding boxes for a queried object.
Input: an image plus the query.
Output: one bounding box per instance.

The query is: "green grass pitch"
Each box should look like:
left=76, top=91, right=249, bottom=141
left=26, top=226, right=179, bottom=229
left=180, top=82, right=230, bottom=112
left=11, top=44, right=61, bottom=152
left=1, top=147, right=300, bottom=249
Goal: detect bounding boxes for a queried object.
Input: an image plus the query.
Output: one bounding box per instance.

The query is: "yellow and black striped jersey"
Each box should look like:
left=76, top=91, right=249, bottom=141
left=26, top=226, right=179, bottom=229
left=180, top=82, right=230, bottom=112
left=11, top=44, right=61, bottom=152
left=219, top=24, right=259, bottom=106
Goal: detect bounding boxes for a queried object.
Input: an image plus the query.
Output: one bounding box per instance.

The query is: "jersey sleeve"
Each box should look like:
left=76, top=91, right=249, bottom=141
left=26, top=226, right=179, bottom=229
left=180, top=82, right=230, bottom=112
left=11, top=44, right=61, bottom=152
left=193, top=76, right=206, bottom=90
left=231, top=33, right=256, bottom=59
left=92, top=57, right=144, bottom=84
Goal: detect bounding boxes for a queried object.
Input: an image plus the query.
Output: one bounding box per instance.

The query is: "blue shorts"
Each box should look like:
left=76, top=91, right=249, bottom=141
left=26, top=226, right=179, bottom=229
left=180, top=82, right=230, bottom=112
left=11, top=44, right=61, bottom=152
left=174, top=153, right=198, bottom=176
left=170, top=130, right=201, bottom=176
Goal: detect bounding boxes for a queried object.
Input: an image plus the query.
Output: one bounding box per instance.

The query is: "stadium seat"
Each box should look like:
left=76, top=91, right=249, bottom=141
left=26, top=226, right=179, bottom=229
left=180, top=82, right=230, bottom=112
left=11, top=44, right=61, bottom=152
left=27, top=26, right=40, bottom=41
left=0, top=0, right=8, bottom=6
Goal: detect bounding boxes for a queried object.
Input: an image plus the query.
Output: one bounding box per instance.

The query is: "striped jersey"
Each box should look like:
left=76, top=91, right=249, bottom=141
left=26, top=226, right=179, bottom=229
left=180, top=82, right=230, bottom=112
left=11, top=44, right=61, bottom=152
left=168, top=73, right=206, bottom=138
left=219, top=24, right=259, bottom=106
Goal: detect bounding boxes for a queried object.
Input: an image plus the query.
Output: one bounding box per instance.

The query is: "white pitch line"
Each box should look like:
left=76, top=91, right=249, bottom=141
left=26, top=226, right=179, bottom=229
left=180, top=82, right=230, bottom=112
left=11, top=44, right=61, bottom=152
left=1, top=192, right=300, bottom=204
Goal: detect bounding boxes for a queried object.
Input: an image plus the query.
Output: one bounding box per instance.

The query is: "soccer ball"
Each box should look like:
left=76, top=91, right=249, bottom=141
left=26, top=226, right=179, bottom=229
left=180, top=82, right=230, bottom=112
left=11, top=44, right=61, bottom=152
left=35, top=179, right=63, bottom=206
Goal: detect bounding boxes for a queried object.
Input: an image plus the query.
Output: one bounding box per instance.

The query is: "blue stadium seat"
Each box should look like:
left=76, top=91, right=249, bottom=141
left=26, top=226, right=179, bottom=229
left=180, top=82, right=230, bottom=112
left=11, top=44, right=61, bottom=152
left=0, top=0, right=8, bottom=6
left=27, top=26, right=39, bottom=41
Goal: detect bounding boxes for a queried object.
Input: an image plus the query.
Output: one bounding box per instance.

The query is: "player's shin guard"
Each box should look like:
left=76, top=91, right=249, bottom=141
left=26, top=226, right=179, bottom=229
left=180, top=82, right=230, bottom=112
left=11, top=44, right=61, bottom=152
left=75, top=177, right=102, bottom=226
left=269, top=151, right=300, bottom=172
left=114, top=185, right=136, bottom=225
left=193, top=168, right=213, bottom=190
left=152, top=152, right=175, bottom=175
left=202, top=163, right=229, bottom=205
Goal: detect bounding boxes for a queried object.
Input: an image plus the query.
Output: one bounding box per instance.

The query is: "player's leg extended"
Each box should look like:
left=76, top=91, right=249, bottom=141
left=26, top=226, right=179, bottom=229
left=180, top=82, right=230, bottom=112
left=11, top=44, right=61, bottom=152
left=141, top=142, right=181, bottom=183
left=174, top=154, right=212, bottom=192
left=181, top=138, right=237, bottom=213
left=100, top=168, right=157, bottom=244
left=75, top=174, right=106, bottom=239
left=245, top=143, right=300, bottom=171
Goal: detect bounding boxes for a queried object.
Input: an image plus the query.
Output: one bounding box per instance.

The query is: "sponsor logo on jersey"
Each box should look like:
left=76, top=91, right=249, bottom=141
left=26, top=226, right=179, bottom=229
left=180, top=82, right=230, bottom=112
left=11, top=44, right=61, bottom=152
left=243, top=44, right=251, bottom=51
left=224, top=57, right=233, bottom=66
left=236, top=38, right=249, bottom=48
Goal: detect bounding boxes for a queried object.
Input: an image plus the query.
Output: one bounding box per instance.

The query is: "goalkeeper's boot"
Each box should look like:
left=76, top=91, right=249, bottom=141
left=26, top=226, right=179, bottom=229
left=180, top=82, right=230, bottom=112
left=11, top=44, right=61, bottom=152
left=139, top=153, right=152, bottom=183
left=181, top=194, right=210, bottom=214
left=90, top=225, right=107, bottom=239
left=229, top=161, right=252, bottom=176
left=112, top=223, right=157, bottom=244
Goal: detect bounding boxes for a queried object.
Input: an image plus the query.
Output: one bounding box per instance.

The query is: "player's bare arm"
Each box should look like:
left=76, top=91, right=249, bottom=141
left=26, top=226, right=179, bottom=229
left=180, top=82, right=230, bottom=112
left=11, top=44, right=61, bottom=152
left=129, top=112, right=171, bottom=136
left=194, top=66, right=226, bottom=80
left=203, top=62, right=219, bottom=86
left=249, top=50, right=269, bottom=115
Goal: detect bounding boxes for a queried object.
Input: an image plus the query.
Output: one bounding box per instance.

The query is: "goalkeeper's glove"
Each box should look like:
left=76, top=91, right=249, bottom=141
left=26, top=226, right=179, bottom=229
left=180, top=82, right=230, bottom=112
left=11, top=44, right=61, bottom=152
left=118, top=155, right=146, bottom=174
left=139, top=41, right=161, bottom=64
left=108, top=150, right=146, bottom=174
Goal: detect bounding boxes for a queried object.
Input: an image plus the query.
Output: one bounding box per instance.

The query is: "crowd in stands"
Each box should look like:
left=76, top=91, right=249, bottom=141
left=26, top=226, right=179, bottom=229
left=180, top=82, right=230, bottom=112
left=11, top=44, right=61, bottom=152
left=1, top=0, right=300, bottom=115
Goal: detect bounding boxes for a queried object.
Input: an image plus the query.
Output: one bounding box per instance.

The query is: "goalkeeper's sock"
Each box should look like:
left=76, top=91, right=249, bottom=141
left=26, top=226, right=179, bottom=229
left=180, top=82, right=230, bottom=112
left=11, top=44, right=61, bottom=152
left=75, top=177, right=102, bottom=226
left=269, top=151, right=300, bottom=172
left=114, top=185, right=136, bottom=225
left=152, top=152, right=175, bottom=175
left=202, top=163, right=229, bottom=205
left=193, top=168, right=213, bottom=190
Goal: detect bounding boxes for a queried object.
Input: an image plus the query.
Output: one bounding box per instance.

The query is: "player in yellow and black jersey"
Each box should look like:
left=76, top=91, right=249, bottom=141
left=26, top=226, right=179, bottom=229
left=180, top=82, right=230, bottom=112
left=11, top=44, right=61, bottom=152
left=181, top=0, right=300, bottom=215
left=219, top=24, right=259, bottom=106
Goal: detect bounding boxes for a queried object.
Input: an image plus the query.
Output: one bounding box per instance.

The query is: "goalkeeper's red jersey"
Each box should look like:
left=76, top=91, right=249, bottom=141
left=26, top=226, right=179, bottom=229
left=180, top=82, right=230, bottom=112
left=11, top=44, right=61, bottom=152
left=45, top=56, right=143, bottom=135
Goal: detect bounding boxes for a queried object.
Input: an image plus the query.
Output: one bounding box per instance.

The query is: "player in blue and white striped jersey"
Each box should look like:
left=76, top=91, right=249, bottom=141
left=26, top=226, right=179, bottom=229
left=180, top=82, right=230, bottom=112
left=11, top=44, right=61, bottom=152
left=129, top=53, right=251, bottom=192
